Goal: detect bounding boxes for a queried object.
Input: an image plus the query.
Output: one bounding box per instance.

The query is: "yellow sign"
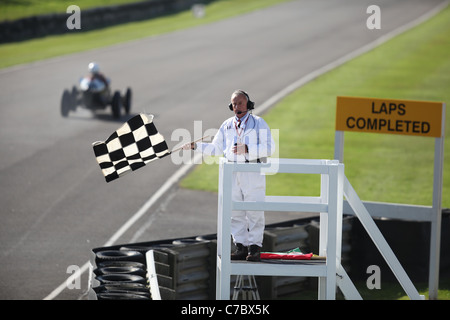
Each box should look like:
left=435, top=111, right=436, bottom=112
left=336, top=96, right=444, bottom=138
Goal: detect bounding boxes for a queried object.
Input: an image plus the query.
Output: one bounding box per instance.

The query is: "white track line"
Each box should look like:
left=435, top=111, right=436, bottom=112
left=43, top=0, right=449, bottom=300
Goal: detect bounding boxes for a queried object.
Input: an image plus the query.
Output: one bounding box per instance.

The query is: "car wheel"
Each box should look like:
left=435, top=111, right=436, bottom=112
left=123, top=88, right=132, bottom=114
left=111, top=91, right=121, bottom=119
left=61, top=89, right=71, bottom=117
left=70, top=86, right=79, bottom=110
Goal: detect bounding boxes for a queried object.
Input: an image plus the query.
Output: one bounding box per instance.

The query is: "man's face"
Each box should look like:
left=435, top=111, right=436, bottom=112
left=230, top=94, right=248, bottom=118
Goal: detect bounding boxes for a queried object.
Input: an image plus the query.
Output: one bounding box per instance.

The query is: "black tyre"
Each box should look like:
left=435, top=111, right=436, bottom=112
left=70, top=86, right=79, bottom=110
left=61, top=90, right=72, bottom=117
left=96, top=274, right=146, bottom=285
left=94, top=266, right=146, bottom=278
left=96, top=260, right=146, bottom=270
left=119, top=244, right=173, bottom=255
left=94, top=282, right=147, bottom=293
left=95, top=250, right=145, bottom=264
left=96, top=292, right=150, bottom=300
left=196, top=234, right=217, bottom=241
left=123, top=88, right=132, bottom=114
left=94, top=283, right=151, bottom=298
left=172, top=238, right=207, bottom=245
left=111, top=91, right=121, bottom=119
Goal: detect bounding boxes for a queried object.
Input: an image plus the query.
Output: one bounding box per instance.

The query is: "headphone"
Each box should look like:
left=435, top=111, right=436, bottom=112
left=228, top=90, right=255, bottom=111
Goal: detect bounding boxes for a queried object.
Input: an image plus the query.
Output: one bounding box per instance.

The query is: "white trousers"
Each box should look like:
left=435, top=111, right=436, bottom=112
left=231, top=171, right=265, bottom=247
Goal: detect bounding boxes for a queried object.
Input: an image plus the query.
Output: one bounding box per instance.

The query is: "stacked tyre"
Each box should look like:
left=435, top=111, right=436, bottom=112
left=92, top=249, right=151, bottom=300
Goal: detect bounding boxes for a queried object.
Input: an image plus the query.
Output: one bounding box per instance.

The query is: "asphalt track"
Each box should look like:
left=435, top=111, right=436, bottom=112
left=0, top=0, right=446, bottom=300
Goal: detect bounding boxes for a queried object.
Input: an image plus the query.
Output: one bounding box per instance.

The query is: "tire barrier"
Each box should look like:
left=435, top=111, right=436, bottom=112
left=349, top=211, right=450, bottom=283
left=89, top=248, right=151, bottom=300
left=307, top=216, right=353, bottom=271
left=155, top=239, right=213, bottom=300
left=88, top=217, right=327, bottom=300
left=257, top=221, right=311, bottom=299
left=256, top=216, right=354, bottom=299
left=88, top=211, right=450, bottom=299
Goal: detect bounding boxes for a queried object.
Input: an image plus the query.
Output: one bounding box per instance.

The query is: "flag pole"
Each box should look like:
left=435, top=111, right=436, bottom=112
left=170, top=135, right=210, bottom=153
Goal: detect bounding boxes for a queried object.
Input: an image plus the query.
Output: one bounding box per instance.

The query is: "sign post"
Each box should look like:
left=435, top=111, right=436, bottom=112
left=334, top=96, right=445, bottom=299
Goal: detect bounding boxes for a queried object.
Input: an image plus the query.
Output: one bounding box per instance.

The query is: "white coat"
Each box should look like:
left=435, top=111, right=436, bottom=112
left=195, top=113, right=275, bottom=247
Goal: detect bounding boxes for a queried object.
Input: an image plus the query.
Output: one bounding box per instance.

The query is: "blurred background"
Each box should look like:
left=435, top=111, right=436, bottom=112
left=0, top=0, right=448, bottom=300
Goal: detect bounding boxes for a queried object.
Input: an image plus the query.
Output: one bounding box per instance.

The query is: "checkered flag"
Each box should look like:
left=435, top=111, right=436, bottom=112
left=92, top=114, right=170, bottom=182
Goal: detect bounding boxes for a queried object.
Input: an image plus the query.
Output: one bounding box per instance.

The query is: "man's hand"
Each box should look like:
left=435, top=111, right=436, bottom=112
left=233, top=143, right=248, bottom=155
left=182, top=142, right=195, bottom=150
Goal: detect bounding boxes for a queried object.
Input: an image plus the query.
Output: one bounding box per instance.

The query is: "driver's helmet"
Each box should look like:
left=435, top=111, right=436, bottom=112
left=88, top=62, right=100, bottom=74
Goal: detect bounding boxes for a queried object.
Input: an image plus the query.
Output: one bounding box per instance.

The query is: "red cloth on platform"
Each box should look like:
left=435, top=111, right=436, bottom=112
left=260, top=252, right=313, bottom=260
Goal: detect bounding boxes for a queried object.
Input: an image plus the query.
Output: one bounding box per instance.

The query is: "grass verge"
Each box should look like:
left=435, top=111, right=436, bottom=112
left=180, top=4, right=450, bottom=209
left=0, top=0, right=291, bottom=69
left=0, top=0, right=142, bottom=22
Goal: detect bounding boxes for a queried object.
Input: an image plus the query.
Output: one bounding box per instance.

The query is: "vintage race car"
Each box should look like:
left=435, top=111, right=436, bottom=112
left=61, top=76, right=131, bottom=119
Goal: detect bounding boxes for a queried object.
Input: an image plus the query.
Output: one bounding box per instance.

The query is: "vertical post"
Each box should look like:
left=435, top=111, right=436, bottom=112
left=325, top=163, right=344, bottom=300
left=429, top=103, right=446, bottom=300
left=318, top=170, right=329, bottom=299
left=216, top=159, right=224, bottom=298
left=216, top=160, right=233, bottom=299
left=335, top=162, right=344, bottom=264
left=334, top=130, right=344, bottom=162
